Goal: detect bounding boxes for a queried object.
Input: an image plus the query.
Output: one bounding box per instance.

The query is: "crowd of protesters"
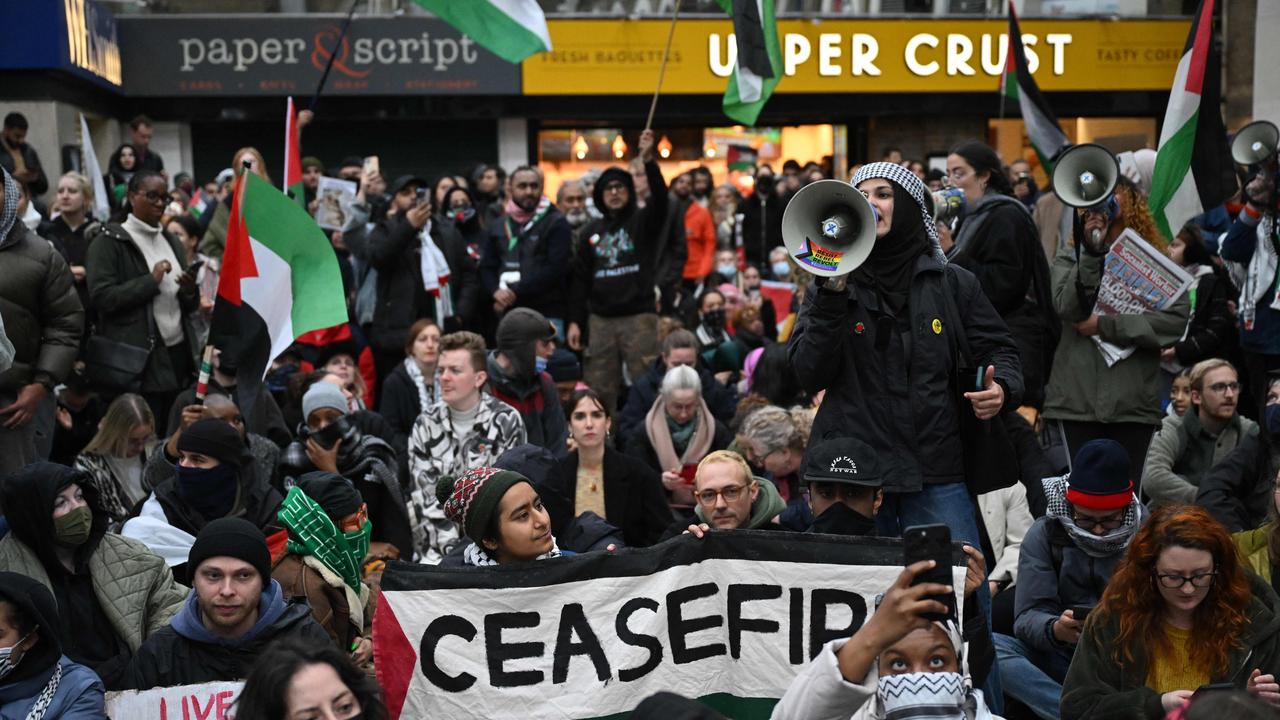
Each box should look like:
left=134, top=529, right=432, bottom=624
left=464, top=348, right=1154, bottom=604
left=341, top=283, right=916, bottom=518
left=1, top=105, right=1280, bottom=720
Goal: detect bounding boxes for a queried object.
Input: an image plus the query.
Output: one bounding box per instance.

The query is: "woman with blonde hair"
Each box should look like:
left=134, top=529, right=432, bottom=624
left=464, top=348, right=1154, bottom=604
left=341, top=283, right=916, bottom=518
left=74, top=393, right=155, bottom=523
left=43, top=172, right=98, bottom=321
left=200, top=146, right=271, bottom=259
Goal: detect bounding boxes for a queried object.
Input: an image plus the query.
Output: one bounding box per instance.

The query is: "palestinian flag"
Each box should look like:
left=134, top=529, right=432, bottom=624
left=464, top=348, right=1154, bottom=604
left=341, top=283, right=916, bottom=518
left=283, top=96, right=305, bottom=209
left=726, top=144, right=758, bottom=172
left=1147, top=0, right=1235, bottom=241
left=1000, top=0, right=1068, bottom=169
left=717, top=0, right=781, bottom=126
left=210, top=171, right=347, bottom=416
left=411, top=0, right=550, bottom=64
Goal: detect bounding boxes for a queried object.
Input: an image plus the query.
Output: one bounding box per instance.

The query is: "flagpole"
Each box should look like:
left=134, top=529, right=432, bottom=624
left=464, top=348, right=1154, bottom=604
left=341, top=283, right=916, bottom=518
left=644, top=1, right=682, bottom=133
left=310, top=0, right=360, bottom=113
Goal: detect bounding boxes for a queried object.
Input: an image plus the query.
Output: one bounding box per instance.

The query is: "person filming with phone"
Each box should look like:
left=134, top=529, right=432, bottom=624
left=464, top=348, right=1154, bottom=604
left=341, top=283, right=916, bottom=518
left=993, top=439, right=1146, bottom=720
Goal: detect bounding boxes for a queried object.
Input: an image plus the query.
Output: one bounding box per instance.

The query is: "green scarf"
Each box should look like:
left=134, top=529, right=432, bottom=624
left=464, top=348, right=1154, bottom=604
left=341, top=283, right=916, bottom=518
left=278, top=486, right=370, bottom=593
left=666, top=414, right=697, bottom=454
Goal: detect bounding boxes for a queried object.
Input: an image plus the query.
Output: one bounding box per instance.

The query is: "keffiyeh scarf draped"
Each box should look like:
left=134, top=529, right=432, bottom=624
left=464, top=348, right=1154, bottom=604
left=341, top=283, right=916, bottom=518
left=463, top=538, right=562, bottom=566
left=0, top=167, right=20, bottom=243
left=850, top=162, right=946, bottom=265
left=23, top=661, right=62, bottom=720
left=1042, top=474, right=1145, bottom=558
left=404, top=357, right=440, bottom=414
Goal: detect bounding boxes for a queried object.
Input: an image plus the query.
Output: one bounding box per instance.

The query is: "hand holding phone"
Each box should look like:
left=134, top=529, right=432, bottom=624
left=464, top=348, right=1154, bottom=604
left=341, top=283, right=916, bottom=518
left=902, top=524, right=956, bottom=622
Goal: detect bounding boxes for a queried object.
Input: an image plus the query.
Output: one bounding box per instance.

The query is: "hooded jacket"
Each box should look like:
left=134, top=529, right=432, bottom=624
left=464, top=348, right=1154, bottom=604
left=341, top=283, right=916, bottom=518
left=124, top=578, right=330, bottom=689
left=694, top=475, right=787, bottom=528
left=0, top=220, right=84, bottom=393
left=486, top=352, right=568, bottom=452
left=0, top=463, right=187, bottom=689
left=1060, top=571, right=1280, bottom=719
left=615, top=356, right=738, bottom=452
left=570, top=161, right=669, bottom=322
left=0, top=574, right=105, bottom=720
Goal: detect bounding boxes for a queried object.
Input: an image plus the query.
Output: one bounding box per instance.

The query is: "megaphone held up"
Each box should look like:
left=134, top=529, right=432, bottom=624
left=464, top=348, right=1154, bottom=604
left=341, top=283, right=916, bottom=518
left=782, top=180, right=877, bottom=277
left=926, top=187, right=966, bottom=224
left=1232, top=120, right=1279, bottom=165
left=1052, top=143, right=1120, bottom=209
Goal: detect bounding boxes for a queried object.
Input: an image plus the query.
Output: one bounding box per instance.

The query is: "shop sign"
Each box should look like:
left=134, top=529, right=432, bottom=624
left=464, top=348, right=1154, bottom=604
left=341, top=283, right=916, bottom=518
left=0, top=0, right=121, bottom=90
left=117, top=16, right=520, bottom=96
left=524, top=18, right=1187, bottom=95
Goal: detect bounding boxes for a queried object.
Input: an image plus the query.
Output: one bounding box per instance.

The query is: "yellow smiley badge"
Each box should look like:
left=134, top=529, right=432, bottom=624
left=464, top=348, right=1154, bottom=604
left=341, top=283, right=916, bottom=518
left=932, top=318, right=943, bottom=335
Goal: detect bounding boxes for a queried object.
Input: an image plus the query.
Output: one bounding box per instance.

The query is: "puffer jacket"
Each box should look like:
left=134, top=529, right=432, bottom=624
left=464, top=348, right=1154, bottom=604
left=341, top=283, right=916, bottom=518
left=0, top=221, right=83, bottom=392
left=1042, top=244, right=1191, bottom=425
left=85, top=222, right=199, bottom=393
left=1061, top=572, right=1280, bottom=719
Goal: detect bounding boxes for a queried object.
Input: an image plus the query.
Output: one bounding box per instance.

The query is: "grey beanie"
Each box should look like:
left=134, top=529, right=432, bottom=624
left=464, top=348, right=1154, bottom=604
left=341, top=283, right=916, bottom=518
left=302, top=382, right=349, bottom=421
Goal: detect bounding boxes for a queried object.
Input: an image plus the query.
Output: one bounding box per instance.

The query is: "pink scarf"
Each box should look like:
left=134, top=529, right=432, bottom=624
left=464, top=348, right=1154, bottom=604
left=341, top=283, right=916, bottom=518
left=506, top=197, right=535, bottom=225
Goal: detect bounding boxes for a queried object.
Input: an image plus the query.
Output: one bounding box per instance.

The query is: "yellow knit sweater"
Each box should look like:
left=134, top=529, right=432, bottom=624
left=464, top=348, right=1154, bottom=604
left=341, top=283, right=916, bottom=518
left=1147, top=623, right=1210, bottom=694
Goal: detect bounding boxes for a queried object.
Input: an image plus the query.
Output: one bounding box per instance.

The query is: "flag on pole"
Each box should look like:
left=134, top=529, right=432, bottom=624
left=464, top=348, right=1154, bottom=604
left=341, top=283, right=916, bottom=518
left=717, top=0, right=781, bottom=126
left=283, top=96, right=305, bottom=208
left=210, top=172, right=347, bottom=416
left=1000, top=1, right=1069, bottom=170
left=1147, top=0, right=1235, bottom=241
left=410, top=0, right=550, bottom=64
left=78, top=114, right=110, bottom=222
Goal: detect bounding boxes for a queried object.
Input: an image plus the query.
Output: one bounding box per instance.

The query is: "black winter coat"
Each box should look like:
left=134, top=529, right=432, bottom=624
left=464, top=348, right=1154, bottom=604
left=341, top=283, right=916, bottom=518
left=379, top=360, right=426, bottom=441
left=556, top=448, right=673, bottom=548
left=85, top=222, right=198, bottom=393
left=626, top=417, right=733, bottom=478
left=124, top=600, right=329, bottom=689
left=739, top=192, right=785, bottom=269
left=479, top=205, right=574, bottom=321
left=0, top=222, right=83, bottom=392
left=1172, top=267, right=1238, bottom=366
left=355, top=213, right=476, bottom=354
left=1196, top=431, right=1277, bottom=533
left=950, top=196, right=1057, bottom=409
left=616, top=357, right=738, bottom=452
left=144, top=465, right=283, bottom=540
left=788, top=258, right=1023, bottom=493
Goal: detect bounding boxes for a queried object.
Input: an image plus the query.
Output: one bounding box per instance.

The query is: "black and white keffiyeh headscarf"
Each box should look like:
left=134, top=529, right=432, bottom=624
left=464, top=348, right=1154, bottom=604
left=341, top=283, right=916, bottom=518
left=851, top=162, right=946, bottom=265
left=0, top=167, right=20, bottom=243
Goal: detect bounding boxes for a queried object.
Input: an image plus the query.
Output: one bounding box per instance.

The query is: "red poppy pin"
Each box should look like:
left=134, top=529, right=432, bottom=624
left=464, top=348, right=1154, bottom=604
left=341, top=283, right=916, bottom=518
left=854, top=322, right=866, bottom=334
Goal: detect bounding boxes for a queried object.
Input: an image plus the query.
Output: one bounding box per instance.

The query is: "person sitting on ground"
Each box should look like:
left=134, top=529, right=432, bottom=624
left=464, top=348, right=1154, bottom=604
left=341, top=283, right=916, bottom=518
left=770, top=560, right=998, bottom=720
left=280, top=382, right=411, bottom=562
left=231, top=638, right=389, bottom=720
left=737, top=404, right=812, bottom=507
left=677, top=450, right=784, bottom=539
left=164, top=351, right=291, bottom=448
left=615, top=328, right=737, bottom=451
left=123, top=418, right=283, bottom=581
left=1168, top=368, right=1193, bottom=417
left=73, top=392, right=155, bottom=525
left=408, top=330, right=526, bottom=564
left=993, top=439, right=1148, bottom=720
left=124, top=518, right=331, bottom=690
left=272, top=472, right=374, bottom=665
left=1198, top=376, right=1280, bottom=532
left=1061, top=505, right=1280, bottom=719
left=147, top=393, right=280, bottom=497
left=0, top=462, right=186, bottom=690
left=487, top=308, right=567, bottom=452
left=629, top=365, right=733, bottom=509
left=1144, top=359, right=1257, bottom=508
left=799, top=437, right=885, bottom=537
left=555, top=388, right=671, bottom=548
left=437, top=467, right=566, bottom=566
left=379, top=318, right=441, bottom=441
left=0, top=572, right=106, bottom=718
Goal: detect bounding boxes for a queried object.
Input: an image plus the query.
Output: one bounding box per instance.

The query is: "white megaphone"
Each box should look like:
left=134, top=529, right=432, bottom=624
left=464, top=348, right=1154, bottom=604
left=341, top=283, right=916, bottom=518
left=1052, top=143, right=1120, bottom=209
left=1232, top=120, right=1279, bottom=165
left=781, top=180, right=877, bottom=277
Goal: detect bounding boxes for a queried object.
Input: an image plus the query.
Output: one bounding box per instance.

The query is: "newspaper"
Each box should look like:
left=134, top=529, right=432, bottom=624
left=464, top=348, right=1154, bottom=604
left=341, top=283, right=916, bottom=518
left=313, top=176, right=358, bottom=232
left=1091, top=228, right=1193, bottom=366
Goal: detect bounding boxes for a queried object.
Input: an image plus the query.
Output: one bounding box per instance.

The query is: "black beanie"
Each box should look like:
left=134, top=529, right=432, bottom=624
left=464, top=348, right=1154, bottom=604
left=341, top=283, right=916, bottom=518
left=178, top=418, right=248, bottom=467
left=296, top=471, right=362, bottom=522
left=188, top=517, right=272, bottom=582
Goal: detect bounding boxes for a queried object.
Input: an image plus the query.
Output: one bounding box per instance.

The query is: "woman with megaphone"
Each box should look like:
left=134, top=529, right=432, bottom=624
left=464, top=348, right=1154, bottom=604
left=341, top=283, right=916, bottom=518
left=787, top=162, right=1023, bottom=709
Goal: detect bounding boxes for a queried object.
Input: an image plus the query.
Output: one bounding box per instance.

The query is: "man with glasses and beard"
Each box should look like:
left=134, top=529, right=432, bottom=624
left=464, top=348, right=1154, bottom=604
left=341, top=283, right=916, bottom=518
left=993, top=439, right=1147, bottom=720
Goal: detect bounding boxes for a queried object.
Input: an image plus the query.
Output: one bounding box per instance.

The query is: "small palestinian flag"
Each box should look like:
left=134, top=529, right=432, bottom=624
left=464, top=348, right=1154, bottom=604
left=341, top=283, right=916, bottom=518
left=210, top=171, right=347, bottom=416
left=1000, top=0, right=1068, bottom=169
left=411, top=0, right=551, bottom=64
left=283, top=97, right=305, bottom=209
left=1147, top=0, right=1235, bottom=241
left=717, top=0, right=782, bottom=126
left=727, top=144, right=758, bottom=172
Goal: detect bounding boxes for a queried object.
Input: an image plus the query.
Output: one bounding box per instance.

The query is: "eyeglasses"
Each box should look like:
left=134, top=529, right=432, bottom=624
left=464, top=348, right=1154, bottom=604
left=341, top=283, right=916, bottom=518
left=695, top=483, right=749, bottom=506
left=1071, top=511, right=1125, bottom=532
left=135, top=191, right=168, bottom=205
left=1206, top=381, right=1240, bottom=394
left=1156, top=571, right=1217, bottom=589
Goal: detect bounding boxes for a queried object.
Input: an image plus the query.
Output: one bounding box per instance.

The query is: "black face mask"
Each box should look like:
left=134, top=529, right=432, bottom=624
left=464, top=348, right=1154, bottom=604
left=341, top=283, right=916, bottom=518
left=809, top=502, right=877, bottom=537
left=299, top=416, right=352, bottom=450
left=702, top=308, right=726, bottom=330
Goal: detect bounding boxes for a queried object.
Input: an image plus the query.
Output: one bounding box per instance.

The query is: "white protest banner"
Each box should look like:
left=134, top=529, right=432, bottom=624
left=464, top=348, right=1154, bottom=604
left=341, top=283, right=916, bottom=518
left=1093, top=228, right=1193, bottom=366
left=105, top=681, right=243, bottom=720
left=373, top=531, right=965, bottom=719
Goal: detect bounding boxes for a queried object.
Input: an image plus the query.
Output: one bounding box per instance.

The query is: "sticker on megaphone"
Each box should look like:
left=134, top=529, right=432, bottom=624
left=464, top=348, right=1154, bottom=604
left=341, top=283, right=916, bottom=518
left=931, top=188, right=965, bottom=223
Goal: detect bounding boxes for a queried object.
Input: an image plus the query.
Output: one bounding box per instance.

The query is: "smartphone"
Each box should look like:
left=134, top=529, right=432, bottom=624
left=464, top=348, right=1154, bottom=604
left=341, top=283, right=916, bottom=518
left=362, top=155, right=379, bottom=177
left=902, top=524, right=955, bottom=622
left=186, top=260, right=205, bottom=277
left=1192, top=682, right=1236, bottom=698
left=1069, top=605, right=1093, bottom=623
left=415, top=187, right=429, bottom=203
left=679, top=463, right=698, bottom=484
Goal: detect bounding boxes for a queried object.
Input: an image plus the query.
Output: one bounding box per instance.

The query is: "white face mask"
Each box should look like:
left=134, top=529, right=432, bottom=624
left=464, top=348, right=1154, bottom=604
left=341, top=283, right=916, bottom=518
left=0, top=632, right=31, bottom=680
left=876, top=671, right=967, bottom=720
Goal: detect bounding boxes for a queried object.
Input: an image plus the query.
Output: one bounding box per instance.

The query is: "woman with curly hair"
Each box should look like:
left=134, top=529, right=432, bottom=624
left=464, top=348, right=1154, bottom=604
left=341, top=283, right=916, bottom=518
left=1061, top=505, right=1280, bottom=719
